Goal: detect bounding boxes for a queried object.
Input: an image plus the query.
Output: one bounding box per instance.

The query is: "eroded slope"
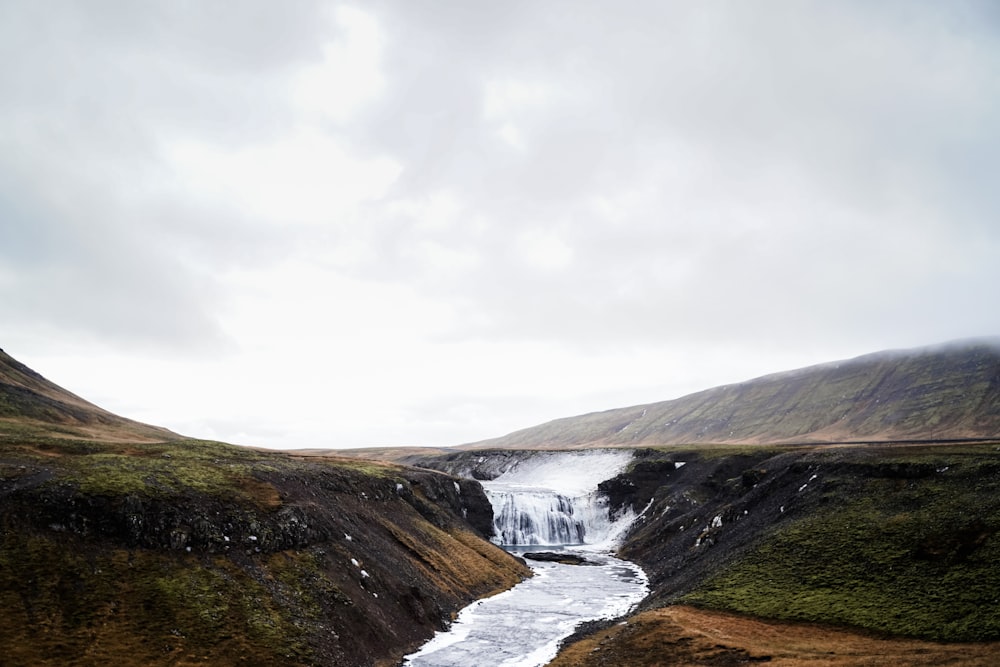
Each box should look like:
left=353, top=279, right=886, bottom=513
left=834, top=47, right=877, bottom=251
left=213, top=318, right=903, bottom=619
left=0, top=437, right=528, bottom=666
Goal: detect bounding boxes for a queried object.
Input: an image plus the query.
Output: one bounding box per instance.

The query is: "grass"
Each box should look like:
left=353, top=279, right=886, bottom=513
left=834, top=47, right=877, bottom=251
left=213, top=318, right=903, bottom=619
left=641, top=443, right=798, bottom=460
left=0, top=532, right=311, bottom=665
left=682, top=446, right=1000, bottom=641
left=0, top=435, right=418, bottom=500
left=0, top=436, right=288, bottom=505
left=549, top=606, right=1000, bottom=667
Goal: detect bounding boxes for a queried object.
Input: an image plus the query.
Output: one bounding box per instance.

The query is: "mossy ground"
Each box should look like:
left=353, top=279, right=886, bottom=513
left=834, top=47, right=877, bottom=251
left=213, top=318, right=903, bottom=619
left=681, top=444, right=1000, bottom=641
left=0, top=532, right=311, bottom=666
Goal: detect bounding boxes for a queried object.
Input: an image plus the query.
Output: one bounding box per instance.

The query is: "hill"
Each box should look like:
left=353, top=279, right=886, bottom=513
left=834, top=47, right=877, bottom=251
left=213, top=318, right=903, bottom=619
left=463, top=339, right=1000, bottom=450
left=0, top=350, right=528, bottom=666
left=0, top=348, right=180, bottom=442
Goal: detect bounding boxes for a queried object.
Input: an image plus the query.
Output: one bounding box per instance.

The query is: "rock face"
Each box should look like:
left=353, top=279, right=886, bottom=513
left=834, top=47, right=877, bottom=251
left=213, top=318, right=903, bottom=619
left=462, top=340, right=1000, bottom=449
left=403, top=448, right=540, bottom=480
left=522, top=552, right=593, bottom=565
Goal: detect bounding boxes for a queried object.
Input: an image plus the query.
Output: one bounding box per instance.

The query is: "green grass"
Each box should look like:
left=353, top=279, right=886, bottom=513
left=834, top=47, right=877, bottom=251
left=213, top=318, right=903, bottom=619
left=69, top=443, right=260, bottom=498
left=682, top=448, right=1000, bottom=641
left=0, top=436, right=286, bottom=503
left=641, top=443, right=799, bottom=460
left=325, top=457, right=405, bottom=479
left=0, top=532, right=312, bottom=664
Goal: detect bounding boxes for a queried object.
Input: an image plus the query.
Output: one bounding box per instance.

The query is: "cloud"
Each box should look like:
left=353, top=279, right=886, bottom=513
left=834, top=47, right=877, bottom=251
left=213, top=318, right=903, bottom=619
left=337, top=0, right=1000, bottom=350
left=1, top=0, right=998, bottom=447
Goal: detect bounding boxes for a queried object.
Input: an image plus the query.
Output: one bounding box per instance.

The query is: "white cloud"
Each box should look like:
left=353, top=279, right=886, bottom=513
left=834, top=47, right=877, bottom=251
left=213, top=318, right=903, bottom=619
left=482, top=79, right=553, bottom=121
left=2, top=0, right=999, bottom=449
left=516, top=229, right=574, bottom=272
left=292, top=6, right=386, bottom=124
left=163, top=129, right=402, bottom=226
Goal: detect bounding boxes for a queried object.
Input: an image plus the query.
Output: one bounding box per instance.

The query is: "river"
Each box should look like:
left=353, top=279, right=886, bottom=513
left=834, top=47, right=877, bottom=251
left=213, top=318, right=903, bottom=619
left=402, top=450, right=648, bottom=666
left=402, top=548, right=647, bottom=667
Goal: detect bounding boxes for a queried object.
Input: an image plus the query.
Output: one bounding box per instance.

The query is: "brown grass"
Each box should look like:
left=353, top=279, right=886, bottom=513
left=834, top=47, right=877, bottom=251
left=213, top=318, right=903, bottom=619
left=550, top=606, right=1000, bottom=666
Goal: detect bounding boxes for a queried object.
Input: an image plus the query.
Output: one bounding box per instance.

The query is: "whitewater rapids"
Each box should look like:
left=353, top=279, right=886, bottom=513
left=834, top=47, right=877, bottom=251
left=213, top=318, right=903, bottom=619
left=402, top=450, right=648, bottom=667
left=482, top=449, right=637, bottom=547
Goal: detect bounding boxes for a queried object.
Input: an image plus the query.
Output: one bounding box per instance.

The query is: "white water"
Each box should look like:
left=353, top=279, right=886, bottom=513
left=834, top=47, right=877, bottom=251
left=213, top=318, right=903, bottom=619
left=402, top=550, right=647, bottom=667
left=402, top=450, right=647, bottom=666
left=482, top=450, right=636, bottom=546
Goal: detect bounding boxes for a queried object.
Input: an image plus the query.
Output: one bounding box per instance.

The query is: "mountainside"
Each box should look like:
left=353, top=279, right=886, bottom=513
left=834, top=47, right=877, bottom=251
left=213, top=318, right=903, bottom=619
left=0, top=350, right=529, bottom=666
left=0, top=348, right=179, bottom=442
left=465, top=340, right=1000, bottom=449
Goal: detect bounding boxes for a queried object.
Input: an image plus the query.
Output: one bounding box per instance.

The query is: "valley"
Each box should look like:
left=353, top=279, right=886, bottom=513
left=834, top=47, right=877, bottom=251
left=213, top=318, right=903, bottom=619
left=2, top=341, right=1000, bottom=664
left=403, top=450, right=647, bottom=666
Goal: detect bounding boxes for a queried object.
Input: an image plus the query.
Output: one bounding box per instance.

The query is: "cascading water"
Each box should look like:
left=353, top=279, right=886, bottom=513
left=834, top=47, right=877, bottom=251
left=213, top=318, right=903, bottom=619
left=402, top=449, right=648, bottom=667
left=481, top=450, right=636, bottom=546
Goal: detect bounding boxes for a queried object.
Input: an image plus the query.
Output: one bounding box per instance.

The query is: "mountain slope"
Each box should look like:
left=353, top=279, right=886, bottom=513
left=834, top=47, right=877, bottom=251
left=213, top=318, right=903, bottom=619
left=0, top=348, right=179, bottom=442
left=465, top=340, right=1000, bottom=449
left=0, top=350, right=529, bottom=665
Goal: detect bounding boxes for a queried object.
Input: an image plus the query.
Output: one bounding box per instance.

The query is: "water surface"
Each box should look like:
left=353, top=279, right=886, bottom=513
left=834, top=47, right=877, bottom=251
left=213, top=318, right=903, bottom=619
left=402, top=549, right=647, bottom=667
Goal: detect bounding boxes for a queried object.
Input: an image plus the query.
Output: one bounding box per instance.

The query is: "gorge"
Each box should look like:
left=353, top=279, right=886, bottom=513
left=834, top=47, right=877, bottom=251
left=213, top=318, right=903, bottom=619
left=403, top=450, right=648, bottom=666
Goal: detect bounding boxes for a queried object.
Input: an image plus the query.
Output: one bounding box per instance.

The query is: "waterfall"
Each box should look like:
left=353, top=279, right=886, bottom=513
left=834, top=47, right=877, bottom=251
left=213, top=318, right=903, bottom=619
left=480, top=450, right=635, bottom=547
left=485, top=486, right=619, bottom=545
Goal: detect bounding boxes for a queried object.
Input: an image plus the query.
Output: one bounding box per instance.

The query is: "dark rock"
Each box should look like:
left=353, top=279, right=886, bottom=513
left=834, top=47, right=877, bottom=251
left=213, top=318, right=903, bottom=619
left=522, top=551, right=594, bottom=565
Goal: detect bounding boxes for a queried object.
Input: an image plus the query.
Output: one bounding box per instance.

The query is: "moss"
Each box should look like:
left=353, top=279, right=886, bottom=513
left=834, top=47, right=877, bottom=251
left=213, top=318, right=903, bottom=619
left=0, top=431, right=541, bottom=664
left=682, top=448, right=1000, bottom=641
left=0, top=531, right=312, bottom=665
left=322, top=456, right=405, bottom=479
left=0, top=437, right=288, bottom=506
left=641, top=444, right=797, bottom=460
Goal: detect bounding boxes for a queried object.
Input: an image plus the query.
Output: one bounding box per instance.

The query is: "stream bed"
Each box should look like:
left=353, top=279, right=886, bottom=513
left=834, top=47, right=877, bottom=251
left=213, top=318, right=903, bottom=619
left=401, top=548, right=648, bottom=667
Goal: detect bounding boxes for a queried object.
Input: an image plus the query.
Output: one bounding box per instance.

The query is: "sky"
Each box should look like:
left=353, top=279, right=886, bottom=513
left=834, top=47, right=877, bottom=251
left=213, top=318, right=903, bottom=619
left=1, top=1, right=998, bottom=449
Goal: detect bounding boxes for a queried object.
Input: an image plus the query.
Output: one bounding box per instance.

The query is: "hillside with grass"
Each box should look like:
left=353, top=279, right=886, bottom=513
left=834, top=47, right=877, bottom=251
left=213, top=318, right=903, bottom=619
left=0, top=351, right=528, bottom=666
left=0, top=348, right=180, bottom=443
left=463, top=339, right=1000, bottom=450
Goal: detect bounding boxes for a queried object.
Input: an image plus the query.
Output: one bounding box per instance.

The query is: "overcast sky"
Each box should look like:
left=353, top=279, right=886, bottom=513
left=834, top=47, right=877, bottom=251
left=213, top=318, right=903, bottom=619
left=2, top=1, right=998, bottom=449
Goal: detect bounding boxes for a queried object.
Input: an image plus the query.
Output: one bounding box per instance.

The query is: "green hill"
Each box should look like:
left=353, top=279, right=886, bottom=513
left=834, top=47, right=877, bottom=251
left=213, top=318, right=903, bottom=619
left=464, top=340, right=1000, bottom=449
